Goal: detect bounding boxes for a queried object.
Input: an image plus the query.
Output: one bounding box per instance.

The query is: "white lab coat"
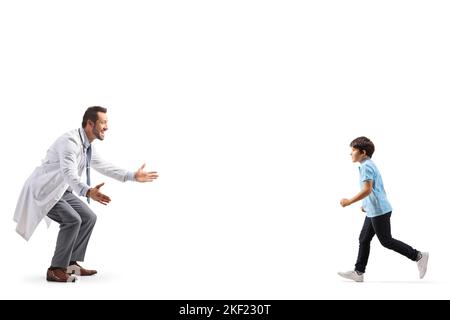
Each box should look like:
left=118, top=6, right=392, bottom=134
left=13, top=129, right=131, bottom=240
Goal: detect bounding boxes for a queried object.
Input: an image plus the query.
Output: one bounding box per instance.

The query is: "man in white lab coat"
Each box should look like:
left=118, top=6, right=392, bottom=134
left=13, top=106, right=158, bottom=282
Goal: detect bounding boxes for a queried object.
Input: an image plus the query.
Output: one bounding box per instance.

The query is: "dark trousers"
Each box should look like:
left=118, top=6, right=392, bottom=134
left=355, top=212, right=419, bottom=273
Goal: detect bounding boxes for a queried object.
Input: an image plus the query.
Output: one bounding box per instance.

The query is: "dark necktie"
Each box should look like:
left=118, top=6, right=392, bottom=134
left=86, top=145, right=92, bottom=203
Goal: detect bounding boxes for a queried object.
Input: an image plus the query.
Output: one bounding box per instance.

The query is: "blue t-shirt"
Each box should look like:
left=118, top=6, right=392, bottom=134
left=359, top=159, right=392, bottom=218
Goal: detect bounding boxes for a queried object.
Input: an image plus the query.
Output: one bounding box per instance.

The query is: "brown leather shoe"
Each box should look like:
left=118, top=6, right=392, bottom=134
left=66, top=262, right=97, bottom=276
left=47, top=268, right=77, bottom=282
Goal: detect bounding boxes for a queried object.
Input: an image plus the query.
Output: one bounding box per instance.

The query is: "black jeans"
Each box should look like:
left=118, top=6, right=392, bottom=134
left=355, top=212, right=419, bottom=273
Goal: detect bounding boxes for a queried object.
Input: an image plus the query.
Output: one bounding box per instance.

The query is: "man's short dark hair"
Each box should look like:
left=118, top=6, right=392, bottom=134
left=350, top=136, right=375, bottom=158
left=82, top=106, right=107, bottom=128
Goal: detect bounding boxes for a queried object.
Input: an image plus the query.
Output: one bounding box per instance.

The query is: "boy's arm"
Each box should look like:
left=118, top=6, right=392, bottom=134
left=340, top=180, right=373, bottom=208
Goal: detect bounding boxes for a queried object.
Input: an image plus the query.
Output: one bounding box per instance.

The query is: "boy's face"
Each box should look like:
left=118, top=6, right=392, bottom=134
left=350, top=147, right=367, bottom=163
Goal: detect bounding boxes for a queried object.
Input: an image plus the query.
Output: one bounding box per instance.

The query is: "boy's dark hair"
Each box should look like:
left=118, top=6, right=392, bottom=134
left=350, top=136, right=375, bottom=158
left=82, top=106, right=107, bottom=128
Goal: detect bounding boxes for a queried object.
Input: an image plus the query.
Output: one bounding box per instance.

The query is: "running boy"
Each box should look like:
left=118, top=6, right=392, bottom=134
left=338, top=136, right=428, bottom=282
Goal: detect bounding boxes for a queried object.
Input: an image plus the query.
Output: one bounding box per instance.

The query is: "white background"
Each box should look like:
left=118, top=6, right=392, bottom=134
left=1, top=0, right=449, bottom=299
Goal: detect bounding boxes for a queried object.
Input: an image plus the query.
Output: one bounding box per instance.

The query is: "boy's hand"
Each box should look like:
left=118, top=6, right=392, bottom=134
left=340, top=198, right=352, bottom=207
left=340, top=182, right=372, bottom=209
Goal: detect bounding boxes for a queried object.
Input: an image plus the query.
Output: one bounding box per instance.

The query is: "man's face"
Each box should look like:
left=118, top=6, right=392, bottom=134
left=350, top=147, right=366, bottom=163
left=91, top=112, right=108, bottom=141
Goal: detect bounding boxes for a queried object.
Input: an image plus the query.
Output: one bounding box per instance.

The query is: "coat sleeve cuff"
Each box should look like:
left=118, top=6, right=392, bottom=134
left=80, top=185, right=90, bottom=197
left=126, top=171, right=136, bottom=182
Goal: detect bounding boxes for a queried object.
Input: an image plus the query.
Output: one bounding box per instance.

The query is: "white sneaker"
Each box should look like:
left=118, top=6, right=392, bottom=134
left=338, top=270, right=364, bottom=282
left=417, top=252, right=429, bottom=279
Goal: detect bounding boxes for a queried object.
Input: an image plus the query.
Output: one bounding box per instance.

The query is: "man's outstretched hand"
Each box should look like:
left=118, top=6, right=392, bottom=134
left=134, top=163, right=159, bottom=182
left=87, top=182, right=111, bottom=205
